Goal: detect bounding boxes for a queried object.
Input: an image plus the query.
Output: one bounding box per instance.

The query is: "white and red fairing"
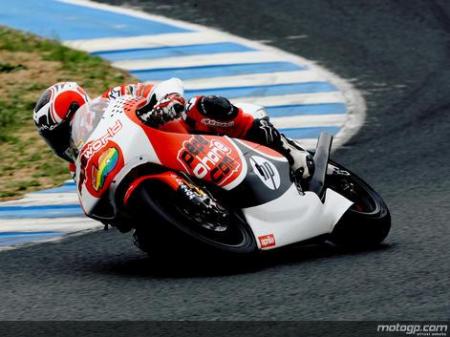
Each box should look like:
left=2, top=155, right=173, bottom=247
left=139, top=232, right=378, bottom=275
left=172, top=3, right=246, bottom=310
left=73, top=96, right=352, bottom=251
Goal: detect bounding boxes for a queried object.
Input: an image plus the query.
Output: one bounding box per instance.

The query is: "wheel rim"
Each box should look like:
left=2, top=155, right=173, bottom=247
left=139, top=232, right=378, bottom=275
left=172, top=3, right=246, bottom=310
left=175, top=205, right=248, bottom=247
left=328, top=176, right=378, bottom=214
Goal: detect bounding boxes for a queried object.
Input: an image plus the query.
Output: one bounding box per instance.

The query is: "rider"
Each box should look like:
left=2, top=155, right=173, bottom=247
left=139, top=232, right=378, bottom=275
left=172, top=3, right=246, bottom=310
left=33, top=78, right=313, bottom=179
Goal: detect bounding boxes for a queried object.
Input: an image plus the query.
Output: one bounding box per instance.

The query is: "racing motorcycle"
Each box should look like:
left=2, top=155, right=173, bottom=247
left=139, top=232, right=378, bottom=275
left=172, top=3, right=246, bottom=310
left=71, top=96, right=391, bottom=254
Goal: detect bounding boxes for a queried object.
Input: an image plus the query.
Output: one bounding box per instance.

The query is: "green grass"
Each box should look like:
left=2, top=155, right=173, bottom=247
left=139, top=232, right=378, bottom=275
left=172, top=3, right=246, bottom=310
left=0, top=26, right=136, bottom=200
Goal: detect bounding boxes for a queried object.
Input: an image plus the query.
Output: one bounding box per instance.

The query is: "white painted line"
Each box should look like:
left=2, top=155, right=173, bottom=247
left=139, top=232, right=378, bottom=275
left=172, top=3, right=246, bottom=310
left=112, top=51, right=292, bottom=71
left=0, top=217, right=100, bottom=233
left=286, top=137, right=344, bottom=150
left=296, top=138, right=321, bottom=150
left=64, top=32, right=233, bottom=52
left=271, top=114, right=346, bottom=129
left=233, top=92, right=345, bottom=107
left=243, top=137, right=337, bottom=151
left=0, top=193, right=78, bottom=206
left=182, top=70, right=322, bottom=90
left=0, top=226, right=102, bottom=252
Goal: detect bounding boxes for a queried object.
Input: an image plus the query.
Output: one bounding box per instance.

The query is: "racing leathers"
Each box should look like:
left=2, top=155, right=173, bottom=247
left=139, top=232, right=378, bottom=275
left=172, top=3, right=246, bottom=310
left=182, top=95, right=314, bottom=179
left=102, top=78, right=313, bottom=179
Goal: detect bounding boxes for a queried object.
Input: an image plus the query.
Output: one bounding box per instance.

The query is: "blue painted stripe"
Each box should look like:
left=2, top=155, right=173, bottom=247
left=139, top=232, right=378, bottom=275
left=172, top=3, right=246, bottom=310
left=281, top=126, right=340, bottom=139
left=31, top=180, right=75, bottom=193
left=0, top=204, right=83, bottom=219
left=0, top=0, right=190, bottom=40
left=0, top=231, right=61, bottom=238
left=92, top=42, right=255, bottom=61
left=131, top=62, right=306, bottom=81
left=266, top=103, right=347, bottom=117
left=185, top=82, right=337, bottom=99
left=0, top=204, right=80, bottom=212
left=34, top=185, right=77, bottom=194
left=0, top=232, right=63, bottom=246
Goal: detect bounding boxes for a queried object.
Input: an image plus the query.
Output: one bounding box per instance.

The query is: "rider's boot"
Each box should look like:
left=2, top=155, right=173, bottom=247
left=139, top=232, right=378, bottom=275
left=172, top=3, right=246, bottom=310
left=279, top=134, right=315, bottom=180
left=245, top=118, right=314, bottom=182
left=280, top=135, right=354, bottom=179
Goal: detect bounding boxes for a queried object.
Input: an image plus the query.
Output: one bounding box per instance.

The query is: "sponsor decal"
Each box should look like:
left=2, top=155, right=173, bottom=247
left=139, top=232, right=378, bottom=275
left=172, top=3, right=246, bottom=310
left=80, top=120, right=122, bottom=159
left=177, top=135, right=241, bottom=186
left=258, top=234, right=276, bottom=249
left=249, top=155, right=281, bottom=190
left=78, top=140, right=124, bottom=197
left=201, top=118, right=235, bottom=128
left=92, top=147, right=120, bottom=191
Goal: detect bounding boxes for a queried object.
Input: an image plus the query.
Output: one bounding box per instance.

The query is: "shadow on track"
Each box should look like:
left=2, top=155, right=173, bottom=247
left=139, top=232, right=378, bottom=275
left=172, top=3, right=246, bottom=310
left=89, top=242, right=393, bottom=279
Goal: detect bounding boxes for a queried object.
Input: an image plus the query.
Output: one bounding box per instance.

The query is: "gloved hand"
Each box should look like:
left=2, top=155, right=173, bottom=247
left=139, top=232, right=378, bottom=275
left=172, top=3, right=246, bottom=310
left=137, top=93, right=186, bottom=127
left=153, top=93, right=186, bottom=120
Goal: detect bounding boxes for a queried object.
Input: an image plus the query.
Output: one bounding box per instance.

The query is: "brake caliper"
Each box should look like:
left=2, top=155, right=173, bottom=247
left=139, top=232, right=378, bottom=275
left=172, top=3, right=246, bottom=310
left=176, top=178, right=229, bottom=232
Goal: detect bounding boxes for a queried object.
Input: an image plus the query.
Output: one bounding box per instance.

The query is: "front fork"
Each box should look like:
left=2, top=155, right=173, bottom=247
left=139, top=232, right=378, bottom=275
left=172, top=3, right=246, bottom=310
left=123, top=171, right=227, bottom=227
left=123, top=171, right=201, bottom=203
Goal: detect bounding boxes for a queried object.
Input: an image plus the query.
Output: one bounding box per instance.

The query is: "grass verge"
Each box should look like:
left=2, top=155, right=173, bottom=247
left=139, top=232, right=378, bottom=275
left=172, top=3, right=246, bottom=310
left=0, top=26, right=136, bottom=200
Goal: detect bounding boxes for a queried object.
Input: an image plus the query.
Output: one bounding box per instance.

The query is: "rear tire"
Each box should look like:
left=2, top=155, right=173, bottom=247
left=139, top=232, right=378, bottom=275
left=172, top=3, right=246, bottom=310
left=327, top=161, right=391, bottom=248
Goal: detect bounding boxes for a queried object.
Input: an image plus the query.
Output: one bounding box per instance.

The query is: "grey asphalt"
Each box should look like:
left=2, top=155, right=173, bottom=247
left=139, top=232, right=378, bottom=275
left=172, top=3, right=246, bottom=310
left=0, top=0, right=449, bottom=320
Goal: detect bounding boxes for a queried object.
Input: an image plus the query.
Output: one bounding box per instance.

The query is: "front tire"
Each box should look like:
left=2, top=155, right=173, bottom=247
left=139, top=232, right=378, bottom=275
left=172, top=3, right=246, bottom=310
left=326, top=161, right=391, bottom=247
left=131, top=182, right=257, bottom=254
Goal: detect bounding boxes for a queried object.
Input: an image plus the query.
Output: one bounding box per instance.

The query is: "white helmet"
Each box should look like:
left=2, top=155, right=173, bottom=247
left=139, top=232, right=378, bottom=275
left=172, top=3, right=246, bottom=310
left=33, top=82, right=90, bottom=161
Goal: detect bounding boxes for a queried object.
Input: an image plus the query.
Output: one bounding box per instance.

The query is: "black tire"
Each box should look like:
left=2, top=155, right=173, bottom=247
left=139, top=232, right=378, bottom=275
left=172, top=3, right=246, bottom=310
left=131, top=182, right=257, bottom=254
left=327, top=161, right=391, bottom=247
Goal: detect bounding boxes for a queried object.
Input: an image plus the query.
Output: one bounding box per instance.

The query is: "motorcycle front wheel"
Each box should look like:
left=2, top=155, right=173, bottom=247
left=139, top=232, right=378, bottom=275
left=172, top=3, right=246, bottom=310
left=132, top=182, right=257, bottom=254
left=326, top=161, right=391, bottom=247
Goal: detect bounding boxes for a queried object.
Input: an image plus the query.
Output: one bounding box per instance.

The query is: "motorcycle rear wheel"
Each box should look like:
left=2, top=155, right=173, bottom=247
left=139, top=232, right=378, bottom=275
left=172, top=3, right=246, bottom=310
left=326, top=161, right=391, bottom=247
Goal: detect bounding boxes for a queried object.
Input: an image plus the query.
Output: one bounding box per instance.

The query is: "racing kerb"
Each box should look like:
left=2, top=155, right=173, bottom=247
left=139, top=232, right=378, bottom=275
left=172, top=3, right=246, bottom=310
left=0, top=0, right=366, bottom=250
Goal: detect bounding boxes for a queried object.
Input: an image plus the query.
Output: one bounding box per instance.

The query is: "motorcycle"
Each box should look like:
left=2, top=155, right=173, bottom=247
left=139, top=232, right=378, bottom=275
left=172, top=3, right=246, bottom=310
left=70, top=96, right=391, bottom=254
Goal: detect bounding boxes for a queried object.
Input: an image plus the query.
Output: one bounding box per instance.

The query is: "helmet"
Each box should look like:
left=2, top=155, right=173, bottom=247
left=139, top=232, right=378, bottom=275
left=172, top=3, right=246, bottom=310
left=33, top=82, right=89, bottom=161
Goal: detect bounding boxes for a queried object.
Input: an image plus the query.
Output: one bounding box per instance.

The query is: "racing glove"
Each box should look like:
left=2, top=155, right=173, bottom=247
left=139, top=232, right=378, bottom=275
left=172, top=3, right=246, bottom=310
left=137, top=93, right=186, bottom=127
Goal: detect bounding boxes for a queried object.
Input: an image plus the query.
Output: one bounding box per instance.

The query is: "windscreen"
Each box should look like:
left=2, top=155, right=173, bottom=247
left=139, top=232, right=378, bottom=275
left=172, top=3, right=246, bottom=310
left=71, top=97, right=109, bottom=150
